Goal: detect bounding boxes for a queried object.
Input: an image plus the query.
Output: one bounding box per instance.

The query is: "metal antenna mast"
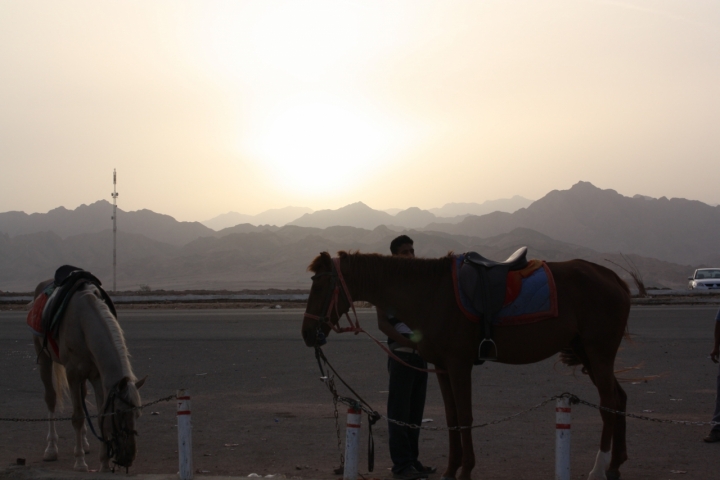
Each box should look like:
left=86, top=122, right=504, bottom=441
left=111, top=169, right=119, bottom=292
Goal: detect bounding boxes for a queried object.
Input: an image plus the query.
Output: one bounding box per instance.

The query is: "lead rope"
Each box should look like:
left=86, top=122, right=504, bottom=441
left=331, top=258, right=446, bottom=375
left=316, top=347, right=380, bottom=473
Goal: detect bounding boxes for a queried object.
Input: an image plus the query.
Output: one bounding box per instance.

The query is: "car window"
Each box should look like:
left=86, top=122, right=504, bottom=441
left=696, top=269, right=720, bottom=279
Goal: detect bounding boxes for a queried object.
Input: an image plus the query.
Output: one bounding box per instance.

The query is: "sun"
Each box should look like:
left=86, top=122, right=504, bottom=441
left=247, top=99, right=396, bottom=193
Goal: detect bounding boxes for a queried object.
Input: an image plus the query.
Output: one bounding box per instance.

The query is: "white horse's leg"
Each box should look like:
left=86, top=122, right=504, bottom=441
left=68, top=377, right=89, bottom=471
left=90, top=376, right=110, bottom=472
left=72, top=414, right=89, bottom=471
left=588, top=450, right=610, bottom=480
left=43, top=411, right=59, bottom=461
left=81, top=422, right=90, bottom=454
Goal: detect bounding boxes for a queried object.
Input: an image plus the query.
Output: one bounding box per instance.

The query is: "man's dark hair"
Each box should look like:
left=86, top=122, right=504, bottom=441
left=390, top=235, right=414, bottom=255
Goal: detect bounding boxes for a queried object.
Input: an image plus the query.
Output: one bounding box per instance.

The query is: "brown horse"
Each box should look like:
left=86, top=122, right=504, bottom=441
left=31, top=279, right=146, bottom=472
left=301, top=251, right=631, bottom=480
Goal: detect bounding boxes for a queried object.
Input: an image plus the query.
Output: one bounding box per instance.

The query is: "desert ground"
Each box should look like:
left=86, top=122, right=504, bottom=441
left=2, top=306, right=720, bottom=479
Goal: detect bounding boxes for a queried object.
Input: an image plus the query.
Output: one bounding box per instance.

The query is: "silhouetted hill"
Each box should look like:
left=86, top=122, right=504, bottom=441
left=202, top=206, right=313, bottom=230
left=0, top=225, right=697, bottom=292
left=0, top=200, right=215, bottom=245
left=288, top=202, right=397, bottom=229
left=288, top=202, right=469, bottom=229
left=425, top=182, right=720, bottom=265
left=429, top=196, right=533, bottom=217
left=0, top=200, right=214, bottom=246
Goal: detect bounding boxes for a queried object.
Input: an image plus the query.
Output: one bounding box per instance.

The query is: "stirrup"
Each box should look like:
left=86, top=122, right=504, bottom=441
left=477, top=338, right=498, bottom=362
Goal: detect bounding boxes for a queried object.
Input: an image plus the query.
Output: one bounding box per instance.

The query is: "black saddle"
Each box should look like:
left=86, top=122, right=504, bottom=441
left=459, top=247, right=528, bottom=363
left=41, top=266, right=116, bottom=350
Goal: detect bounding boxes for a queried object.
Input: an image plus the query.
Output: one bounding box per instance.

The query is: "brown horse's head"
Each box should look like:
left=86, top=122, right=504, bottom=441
left=301, top=252, right=351, bottom=347
left=101, top=376, right=146, bottom=469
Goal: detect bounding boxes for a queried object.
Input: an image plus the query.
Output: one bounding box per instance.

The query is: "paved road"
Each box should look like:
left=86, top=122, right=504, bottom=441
left=2, top=307, right=720, bottom=479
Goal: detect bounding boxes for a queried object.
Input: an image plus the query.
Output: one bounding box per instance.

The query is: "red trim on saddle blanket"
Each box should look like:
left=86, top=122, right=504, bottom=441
left=451, top=259, right=558, bottom=326
left=27, top=294, right=59, bottom=356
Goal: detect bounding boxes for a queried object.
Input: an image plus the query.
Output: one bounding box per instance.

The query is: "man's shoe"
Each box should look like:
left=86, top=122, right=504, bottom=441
left=413, top=464, right=437, bottom=476
left=703, top=430, right=720, bottom=443
left=392, top=466, right=425, bottom=480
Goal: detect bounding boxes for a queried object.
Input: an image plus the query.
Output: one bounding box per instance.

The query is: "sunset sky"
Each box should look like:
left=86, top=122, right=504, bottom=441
left=1, top=0, right=718, bottom=221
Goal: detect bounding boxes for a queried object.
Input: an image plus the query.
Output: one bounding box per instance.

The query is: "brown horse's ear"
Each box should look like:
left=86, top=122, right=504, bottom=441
left=308, top=251, right=332, bottom=273
left=134, top=375, right=148, bottom=390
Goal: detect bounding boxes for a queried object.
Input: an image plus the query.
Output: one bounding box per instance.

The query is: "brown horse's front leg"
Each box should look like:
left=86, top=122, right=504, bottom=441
left=448, top=366, right=475, bottom=480
left=437, top=373, right=462, bottom=480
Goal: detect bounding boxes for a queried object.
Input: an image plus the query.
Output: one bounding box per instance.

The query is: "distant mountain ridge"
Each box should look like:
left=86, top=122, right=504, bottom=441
left=428, top=196, right=533, bottom=217
left=0, top=200, right=212, bottom=246
left=0, top=224, right=696, bottom=292
left=288, top=202, right=465, bottom=229
left=202, top=206, right=313, bottom=230
left=425, top=182, right=720, bottom=265
left=2, top=183, right=718, bottom=290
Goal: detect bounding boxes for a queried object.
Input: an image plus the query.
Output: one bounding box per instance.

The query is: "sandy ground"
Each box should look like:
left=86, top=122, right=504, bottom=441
left=2, top=307, right=720, bottom=479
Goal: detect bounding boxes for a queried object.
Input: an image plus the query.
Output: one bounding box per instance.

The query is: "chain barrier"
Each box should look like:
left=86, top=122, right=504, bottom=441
left=315, top=349, right=720, bottom=431
left=568, top=394, right=720, bottom=427
left=0, top=394, right=176, bottom=423
left=328, top=377, right=345, bottom=469
left=332, top=391, right=720, bottom=431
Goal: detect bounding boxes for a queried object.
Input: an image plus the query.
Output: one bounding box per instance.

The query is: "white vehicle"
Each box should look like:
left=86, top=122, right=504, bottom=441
left=687, top=268, right=720, bottom=290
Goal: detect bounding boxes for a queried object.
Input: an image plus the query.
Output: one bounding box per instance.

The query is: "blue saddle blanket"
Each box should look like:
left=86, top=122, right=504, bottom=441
left=452, top=257, right=558, bottom=325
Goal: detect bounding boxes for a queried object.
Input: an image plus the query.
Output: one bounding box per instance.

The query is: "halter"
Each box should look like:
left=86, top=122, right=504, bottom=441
left=82, top=380, right=139, bottom=472
left=303, top=258, right=362, bottom=346
left=304, top=257, right=445, bottom=374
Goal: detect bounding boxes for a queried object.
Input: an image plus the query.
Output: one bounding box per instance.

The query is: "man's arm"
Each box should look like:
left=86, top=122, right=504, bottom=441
left=710, top=321, right=720, bottom=363
left=376, top=307, right=415, bottom=349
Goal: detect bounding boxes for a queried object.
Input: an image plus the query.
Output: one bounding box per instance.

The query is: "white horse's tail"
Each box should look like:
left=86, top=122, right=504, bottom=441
left=52, top=362, right=69, bottom=411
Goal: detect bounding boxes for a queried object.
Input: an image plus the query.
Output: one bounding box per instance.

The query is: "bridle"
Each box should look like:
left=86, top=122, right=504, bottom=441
left=303, top=257, right=361, bottom=346
left=82, top=381, right=139, bottom=472
left=303, top=257, right=444, bottom=374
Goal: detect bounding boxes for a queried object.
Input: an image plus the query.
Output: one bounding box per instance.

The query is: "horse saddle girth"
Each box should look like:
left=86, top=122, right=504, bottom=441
left=458, top=247, right=529, bottom=320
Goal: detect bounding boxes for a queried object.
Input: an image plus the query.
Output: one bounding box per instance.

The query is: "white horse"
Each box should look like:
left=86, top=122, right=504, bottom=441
left=31, top=279, right=146, bottom=471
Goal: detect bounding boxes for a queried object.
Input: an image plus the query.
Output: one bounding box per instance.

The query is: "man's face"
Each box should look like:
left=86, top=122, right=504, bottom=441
left=394, top=243, right=415, bottom=258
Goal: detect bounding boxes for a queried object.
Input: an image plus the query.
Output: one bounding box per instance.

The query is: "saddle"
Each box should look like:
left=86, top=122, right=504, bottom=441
left=39, top=265, right=116, bottom=354
left=459, top=247, right=528, bottom=363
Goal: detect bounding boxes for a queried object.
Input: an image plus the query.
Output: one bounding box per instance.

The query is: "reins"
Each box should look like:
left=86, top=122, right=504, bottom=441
left=81, top=381, right=139, bottom=473
left=305, top=257, right=445, bottom=375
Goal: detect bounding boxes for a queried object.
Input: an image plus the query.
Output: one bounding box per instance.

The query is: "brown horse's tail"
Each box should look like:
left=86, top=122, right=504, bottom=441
left=559, top=342, right=589, bottom=374
left=52, top=362, right=69, bottom=411
left=611, top=268, right=633, bottom=341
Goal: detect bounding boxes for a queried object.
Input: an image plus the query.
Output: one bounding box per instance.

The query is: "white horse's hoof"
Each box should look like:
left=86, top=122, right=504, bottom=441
left=42, top=450, right=58, bottom=462
left=73, top=461, right=89, bottom=472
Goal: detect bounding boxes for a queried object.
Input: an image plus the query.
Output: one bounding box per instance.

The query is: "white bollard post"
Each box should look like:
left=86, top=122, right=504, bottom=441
left=555, top=396, right=571, bottom=480
left=177, top=390, right=193, bottom=480
left=343, top=407, right=362, bottom=480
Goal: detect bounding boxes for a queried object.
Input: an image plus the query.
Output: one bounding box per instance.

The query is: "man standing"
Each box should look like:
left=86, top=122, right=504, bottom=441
left=704, top=307, right=720, bottom=443
left=376, top=235, right=435, bottom=479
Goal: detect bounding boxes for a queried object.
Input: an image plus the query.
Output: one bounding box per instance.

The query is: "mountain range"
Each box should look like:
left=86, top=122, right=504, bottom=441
left=202, top=206, right=313, bottom=230
left=0, top=182, right=716, bottom=291
left=202, top=197, right=532, bottom=230
left=424, top=182, right=720, bottom=265
left=0, top=224, right=695, bottom=292
left=0, top=201, right=212, bottom=246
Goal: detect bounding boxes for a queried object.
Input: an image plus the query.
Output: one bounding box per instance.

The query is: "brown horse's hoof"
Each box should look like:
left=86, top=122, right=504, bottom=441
left=606, top=470, right=621, bottom=480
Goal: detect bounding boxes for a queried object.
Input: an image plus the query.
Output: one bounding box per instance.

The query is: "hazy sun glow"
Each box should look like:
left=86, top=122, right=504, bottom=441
left=1, top=1, right=719, bottom=219
left=247, top=97, right=403, bottom=193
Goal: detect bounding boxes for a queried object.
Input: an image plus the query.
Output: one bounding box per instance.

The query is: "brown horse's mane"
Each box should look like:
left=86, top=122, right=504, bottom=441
left=308, top=250, right=455, bottom=278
